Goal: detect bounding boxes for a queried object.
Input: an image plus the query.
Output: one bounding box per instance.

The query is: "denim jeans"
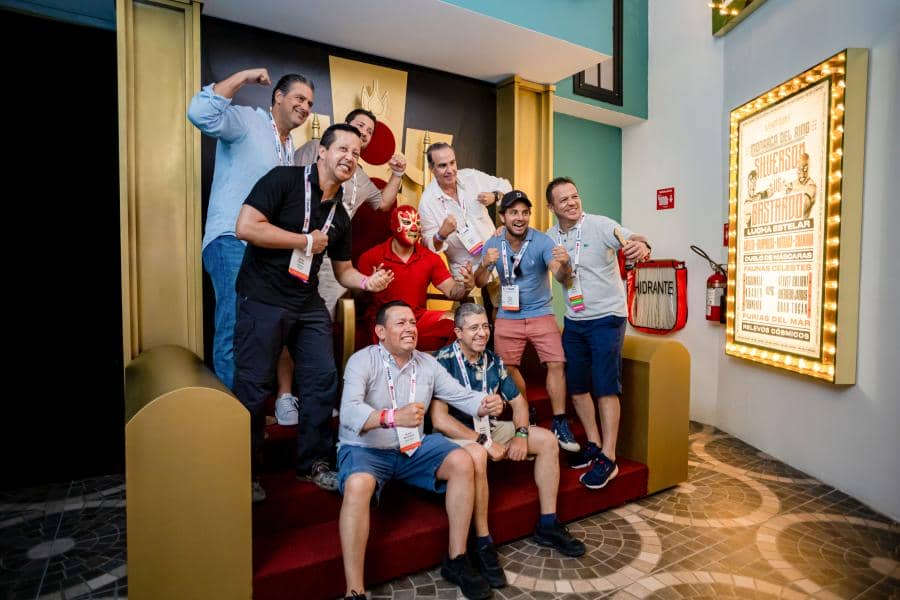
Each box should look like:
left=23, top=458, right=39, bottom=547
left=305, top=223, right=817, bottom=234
left=202, top=235, right=246, bottom=389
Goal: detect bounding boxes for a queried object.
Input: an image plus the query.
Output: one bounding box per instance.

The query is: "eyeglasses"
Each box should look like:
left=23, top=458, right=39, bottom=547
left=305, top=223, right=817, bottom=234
left=464, top=324, right=492, bottom=334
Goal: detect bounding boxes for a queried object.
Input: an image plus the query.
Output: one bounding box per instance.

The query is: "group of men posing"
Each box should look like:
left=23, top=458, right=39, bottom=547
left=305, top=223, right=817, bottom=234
left=188, top=68, right=651, bottom=600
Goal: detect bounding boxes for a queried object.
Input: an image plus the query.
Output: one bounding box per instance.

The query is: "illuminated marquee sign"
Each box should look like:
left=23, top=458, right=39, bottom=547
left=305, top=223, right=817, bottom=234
left=725, top=50, right=867, bottom=384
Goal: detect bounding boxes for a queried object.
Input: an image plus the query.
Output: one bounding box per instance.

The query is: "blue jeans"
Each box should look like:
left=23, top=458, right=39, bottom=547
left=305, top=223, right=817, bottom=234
left=202, top=235, right=246, bottom=389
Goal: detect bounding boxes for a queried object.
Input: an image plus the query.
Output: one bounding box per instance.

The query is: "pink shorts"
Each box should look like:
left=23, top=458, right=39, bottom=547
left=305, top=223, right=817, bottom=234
left=493, top=315, right=565, bottom=366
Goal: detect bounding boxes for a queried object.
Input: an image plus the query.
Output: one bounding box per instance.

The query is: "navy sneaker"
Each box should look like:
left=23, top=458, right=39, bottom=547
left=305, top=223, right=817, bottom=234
left=567, top=441, right=602, bottom=469
left=579, top=452, right=619, bottom=490
left=550, top=417, right=581, bottom=452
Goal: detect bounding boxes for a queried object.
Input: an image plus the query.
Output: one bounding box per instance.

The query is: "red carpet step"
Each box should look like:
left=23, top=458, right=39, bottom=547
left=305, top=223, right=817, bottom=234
left=254, top=421, right=647, bottom=599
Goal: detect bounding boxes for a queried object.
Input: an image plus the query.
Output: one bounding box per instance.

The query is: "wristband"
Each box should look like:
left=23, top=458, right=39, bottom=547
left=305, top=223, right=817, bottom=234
left=387, top=408, right=395, bottom=428
left=305, top=233, right=313, bottom=257
left=379, top=409, right=388, bottom=429
left=392, top=169, right=405, bottom=178
left=515, top=426, right=529, bottom=438
left=434, top=231, right=446, bottom=243
left=360, top=276, right=369, bottom=291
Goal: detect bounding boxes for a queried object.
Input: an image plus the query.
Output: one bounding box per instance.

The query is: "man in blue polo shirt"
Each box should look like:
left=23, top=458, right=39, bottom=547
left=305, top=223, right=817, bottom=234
left=473, top=191, right=580, bottom=454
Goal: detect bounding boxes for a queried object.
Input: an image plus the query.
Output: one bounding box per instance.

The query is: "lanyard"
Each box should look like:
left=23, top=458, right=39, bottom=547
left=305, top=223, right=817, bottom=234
left=500, top=237, right=530, bottom=284
left=302, top=165, right=338, bottom=235
left=440, top=189, right=468, bottom=226
left=344, top=172, right=359, bottom=214
left=556, top=214, right=585, bottom=273
left=269, top=111, right=295, bottom=166
left=381, top=348, right=417, bottom=410
left=453, top=342, right=487, bottom=394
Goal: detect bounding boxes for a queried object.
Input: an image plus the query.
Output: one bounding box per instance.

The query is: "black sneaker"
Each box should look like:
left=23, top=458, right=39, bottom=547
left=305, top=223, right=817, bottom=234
left=532, top=519, right=586, bottom=557
left=344, top=592, right=367, bottom=600
left=441, top=553, right=493, bottom=600
left=469, top=541, right=507, bottom=588
left=568, top=441, right=602, bottom=469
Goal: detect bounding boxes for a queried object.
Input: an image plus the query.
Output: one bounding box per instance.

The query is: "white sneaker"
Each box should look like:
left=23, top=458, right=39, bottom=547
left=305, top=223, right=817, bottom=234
left=275, top=393, right=299, bottom=425
left=252, top=481, right=267, bottom=503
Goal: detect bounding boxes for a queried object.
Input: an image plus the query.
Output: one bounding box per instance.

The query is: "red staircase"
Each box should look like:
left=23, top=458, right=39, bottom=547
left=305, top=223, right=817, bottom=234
left=253, top=363, right=649, bottom=600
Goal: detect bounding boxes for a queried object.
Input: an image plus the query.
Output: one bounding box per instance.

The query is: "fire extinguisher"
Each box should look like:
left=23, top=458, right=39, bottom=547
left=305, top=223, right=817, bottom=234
left=690, top=245, right=727, bottom=324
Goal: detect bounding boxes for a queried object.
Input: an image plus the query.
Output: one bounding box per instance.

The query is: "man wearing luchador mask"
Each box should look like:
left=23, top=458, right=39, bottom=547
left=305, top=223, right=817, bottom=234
left=357, top=205, right=476, bottom=351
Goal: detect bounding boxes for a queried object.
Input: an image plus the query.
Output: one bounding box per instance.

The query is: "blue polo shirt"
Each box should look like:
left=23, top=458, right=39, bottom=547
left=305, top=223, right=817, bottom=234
left=482, top=228, right=556, bottom=319
left=434, top=344, right=521, bottom=429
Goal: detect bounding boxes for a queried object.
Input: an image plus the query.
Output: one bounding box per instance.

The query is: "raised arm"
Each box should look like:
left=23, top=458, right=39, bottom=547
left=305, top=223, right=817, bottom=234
left=187, top=68, right=271, bottom=142
left=213, top=68, right=271, bottom=99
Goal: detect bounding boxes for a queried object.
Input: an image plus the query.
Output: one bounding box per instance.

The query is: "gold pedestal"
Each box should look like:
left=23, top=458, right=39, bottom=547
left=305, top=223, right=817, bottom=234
left=619, top=336, right=691, bottom=494
left=125, top=345, right=251, bottom=600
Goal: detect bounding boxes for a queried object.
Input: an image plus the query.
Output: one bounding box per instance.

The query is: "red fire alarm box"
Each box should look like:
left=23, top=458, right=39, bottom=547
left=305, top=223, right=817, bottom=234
left=657, top=187, right=674, bottom=210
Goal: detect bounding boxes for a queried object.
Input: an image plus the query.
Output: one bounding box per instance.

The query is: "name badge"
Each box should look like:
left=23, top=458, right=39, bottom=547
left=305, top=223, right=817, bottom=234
left=501, top=285, right=520, bottom=312
left=288, top=249, right=313, bottom=282
left=457, top=225, right=484, bottom=256
left=567, top=276, right=585, bottom=312
left=397, top=426, right=422, bottom=456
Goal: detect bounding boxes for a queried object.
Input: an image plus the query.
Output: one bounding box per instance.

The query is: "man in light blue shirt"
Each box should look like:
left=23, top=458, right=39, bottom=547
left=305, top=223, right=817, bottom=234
left=473, top=191, right=580, bottom=454
left=188, top=68, right=314, bottom=389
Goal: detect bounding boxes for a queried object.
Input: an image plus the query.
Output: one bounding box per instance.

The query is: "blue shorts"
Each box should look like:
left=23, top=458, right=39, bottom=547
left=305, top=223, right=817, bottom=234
left=337, top=433, right=461, bottom=502
left=562, top=315, right=626, bottom=398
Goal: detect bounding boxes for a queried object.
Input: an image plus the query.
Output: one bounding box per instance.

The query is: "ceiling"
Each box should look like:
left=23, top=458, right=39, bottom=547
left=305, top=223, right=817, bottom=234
left=202, top=0, right=607, bottom=85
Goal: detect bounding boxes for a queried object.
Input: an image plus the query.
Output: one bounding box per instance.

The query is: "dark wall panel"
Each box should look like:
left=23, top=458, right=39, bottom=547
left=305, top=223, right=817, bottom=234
left=199, top=16, right=497, bottom=206
left=199, top=16, right=498, bottom=360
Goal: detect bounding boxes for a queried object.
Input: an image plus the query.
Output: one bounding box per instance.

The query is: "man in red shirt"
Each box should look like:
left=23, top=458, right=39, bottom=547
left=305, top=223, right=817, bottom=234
left=358, top=205, right=475, bottom=351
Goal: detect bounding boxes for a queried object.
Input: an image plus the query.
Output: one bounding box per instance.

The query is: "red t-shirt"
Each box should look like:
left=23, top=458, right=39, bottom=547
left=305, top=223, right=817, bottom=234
left=358, top=238, right=452, bottom=321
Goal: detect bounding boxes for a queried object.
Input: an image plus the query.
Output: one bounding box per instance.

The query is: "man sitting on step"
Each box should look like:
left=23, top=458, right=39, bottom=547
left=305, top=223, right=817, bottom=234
left=430, top=302, right=586, bottom=589
left=337, top=300, right=504, bottom=600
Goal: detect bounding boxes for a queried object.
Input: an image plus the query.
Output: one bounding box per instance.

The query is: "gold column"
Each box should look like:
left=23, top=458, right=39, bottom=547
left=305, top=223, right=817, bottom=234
left=118, top=0, right=203, bottom=365
left=495, top=76, right=555, bottom=231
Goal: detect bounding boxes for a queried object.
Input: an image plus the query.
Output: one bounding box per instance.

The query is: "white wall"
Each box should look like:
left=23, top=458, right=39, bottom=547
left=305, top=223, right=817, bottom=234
left=621, top=1, right=725, bottom=424
left=716, top=0, right=900, bottom=520
left=623, top=0, right=900, bottom=519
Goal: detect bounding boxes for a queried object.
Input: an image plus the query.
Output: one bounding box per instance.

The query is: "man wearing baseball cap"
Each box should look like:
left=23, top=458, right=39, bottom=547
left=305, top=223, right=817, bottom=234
left=473, top=191, right=580, bottom=453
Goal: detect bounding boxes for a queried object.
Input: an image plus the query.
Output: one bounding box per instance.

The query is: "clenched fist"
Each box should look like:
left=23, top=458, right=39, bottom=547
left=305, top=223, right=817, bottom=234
left=394, top=402, right=426, bottom=427
left=307, top=229, right=329, bottom=254
left=438, top=214, right=457, bottom=239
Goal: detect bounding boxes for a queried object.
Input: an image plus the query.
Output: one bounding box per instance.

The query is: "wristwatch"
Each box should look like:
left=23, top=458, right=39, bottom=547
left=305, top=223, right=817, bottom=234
left=476, top=433, right=489, bottom=446
left=515, top=426, right=529, bottom=438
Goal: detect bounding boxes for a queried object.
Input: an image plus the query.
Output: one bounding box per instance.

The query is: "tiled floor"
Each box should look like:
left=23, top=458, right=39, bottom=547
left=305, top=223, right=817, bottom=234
left=0, top=423, right=897, bottom=599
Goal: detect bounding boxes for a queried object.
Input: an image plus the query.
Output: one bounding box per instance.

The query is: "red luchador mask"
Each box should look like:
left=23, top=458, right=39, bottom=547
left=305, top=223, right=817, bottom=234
left=391, top=205, right=420, bottom=247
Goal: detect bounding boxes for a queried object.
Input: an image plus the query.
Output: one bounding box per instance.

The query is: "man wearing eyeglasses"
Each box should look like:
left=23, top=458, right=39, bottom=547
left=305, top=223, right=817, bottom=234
left=430, top=302, right=586, bottom=590
left=473, top=191, right=579, bottom=454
